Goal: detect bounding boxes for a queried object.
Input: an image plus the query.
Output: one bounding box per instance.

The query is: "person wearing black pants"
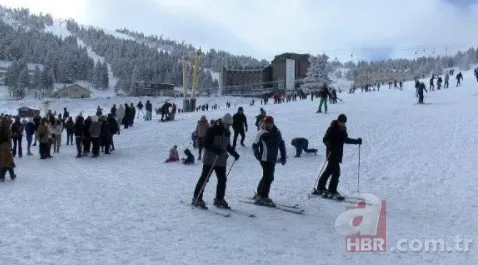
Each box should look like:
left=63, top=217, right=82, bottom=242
left=11, top=117, right=23, bottom=158
left=89, top=116, right=101, bottom=157
left=65, top=117, right=74, bottom=145
left=313, top=114, right=362, bottom=200
left=192, top=114, right=239, bottom=209
left=252, top=116, right=286, bottom=207
left=291, top=137, right=318, bottom=157
left=232, top=107, right=248, bottom=149
left=74, top=115, right=84, bottom=157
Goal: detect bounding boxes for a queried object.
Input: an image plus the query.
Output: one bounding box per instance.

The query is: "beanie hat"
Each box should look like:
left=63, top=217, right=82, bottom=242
left=222, top=113, right=233, bottom=125
left=337, top=114, right=347, bottom=123
left=238, top=107, right=243, bottom=112
left=263, top=116, right=274, bottom=124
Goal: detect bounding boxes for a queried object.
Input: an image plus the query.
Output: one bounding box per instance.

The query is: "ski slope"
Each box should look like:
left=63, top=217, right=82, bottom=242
left=0, top=72, right=477, bottom=265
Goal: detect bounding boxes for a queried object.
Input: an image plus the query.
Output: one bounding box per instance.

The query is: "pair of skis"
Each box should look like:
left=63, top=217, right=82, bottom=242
left=238, top=199, right=305, bottom=215
left=180, top=200, right=255, bottom=218
left=307, top=193, right=378, bottom=206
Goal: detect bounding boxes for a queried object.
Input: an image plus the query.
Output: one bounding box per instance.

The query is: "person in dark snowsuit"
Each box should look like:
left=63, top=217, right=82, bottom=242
left=291, top=137, right=318, bottom=157
left=25, top=118, right=35, bottom=156
left=474, top=68, right=478, bottom=82
left=110, top=104, right=117, bottom=117
left=82, top=116, right=92, bottom=156
left=65, top=117, right=74, bottom=145
left=11, top=116, right=23, bottom=157
left=192, top=114, right=240, bottom=209
left=145, top=100, right=152, bottom=121
left=123, top=104, right=130, bottom=129
left=129, top=103, right=136, bottom=126
left=312, top=114, right=362, bottom=200
left=437, top=76, right=443, bottom=90
left=63, top=108, right=70, bottom=120
left=418, top=82, right=428, bottom=104
left=232, top=107, right=248, bottom=149
left=99, top=116, right=111, bottom=154
left=96, top=106, right=103, bottom=117
left=182, top=148, right=195, bottom=165
left=74, top=115, right=84, bottom=158
left=107, top=114, right=119, bottom=151
left=456, top=72, right=463, bottom=86
left=429, top=75, right=435, bottom=91
left=252, top=116, right=286, bottom=206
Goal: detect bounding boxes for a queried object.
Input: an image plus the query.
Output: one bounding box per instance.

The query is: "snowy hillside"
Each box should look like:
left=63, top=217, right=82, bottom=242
left=1, top=68, right=477, bottom=264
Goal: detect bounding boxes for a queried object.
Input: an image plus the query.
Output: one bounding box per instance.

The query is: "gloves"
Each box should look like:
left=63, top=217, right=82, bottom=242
left=232, top=152, right=240, bottom=161
left=280, top=156, right=286, bottom=165
left=357, top=138, right=362, bottom=145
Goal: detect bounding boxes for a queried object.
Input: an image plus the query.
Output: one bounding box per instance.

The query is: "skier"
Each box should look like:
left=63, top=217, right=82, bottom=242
left=232, top=107, right=248, bottom=149
left=192, top=114, right=240, bottom=209
left=474, top=68, right=478, bottom=82
left=255, top=108, right=266, bottom=131
left=316, top=83, right=330, bottom=113
left=456, top=72, right=463, bottom=87
left=444, top=73, right=450, bottom=88
left=291, top=137, right=318, bottom=157
left=312, top=114, right=362, bottom=200
left=252, top=116, right=286, bottom=206
left=417, top=82, right=428, bottom=104
left=429, top=75, right=435, bottom=91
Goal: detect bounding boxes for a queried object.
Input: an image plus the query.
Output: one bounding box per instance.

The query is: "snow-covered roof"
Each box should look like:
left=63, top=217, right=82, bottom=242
left=0, top=60, right=44, bottom=71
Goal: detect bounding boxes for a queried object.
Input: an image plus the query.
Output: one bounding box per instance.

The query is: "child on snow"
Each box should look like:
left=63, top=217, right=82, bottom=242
left=165, top=145, right=179, bottom=163
left=182, top=148, right=195, bottom=165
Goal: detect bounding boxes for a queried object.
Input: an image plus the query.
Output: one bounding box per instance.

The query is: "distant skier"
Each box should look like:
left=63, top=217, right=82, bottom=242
left=474, top=68, right=478, bottom=82
left=456, top=72, right=463, bottom=87
left=429, top=75, right=435, bottom=91
left=291, top=137, right=318, bottom=157
left=252, top=116, right=286, bottom=206
left=437, top=76, right=443, bottom=90
left=192, top=114, right=239, bottom=209
left=417, top=82, right=428, bottom=104
left=312, top=114, right=362, bottom=200
left=444, top=73, right=450, bottom=88
left=137, top=101, right=144, bottom=118
left=232, top=107, right=248, bottom=149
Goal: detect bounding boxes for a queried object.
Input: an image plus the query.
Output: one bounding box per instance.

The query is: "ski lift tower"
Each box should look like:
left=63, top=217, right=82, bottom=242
left=182, top=49, right=202, bottom=112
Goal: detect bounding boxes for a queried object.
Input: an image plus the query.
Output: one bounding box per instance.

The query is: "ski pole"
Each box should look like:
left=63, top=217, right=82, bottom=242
left=226, top=159, right=236, bottom=178
left=357, top=144, right=361, bottom=193
left=194, top=155, right=219, bottom=204
left=312, top=153, right=330, bottom=193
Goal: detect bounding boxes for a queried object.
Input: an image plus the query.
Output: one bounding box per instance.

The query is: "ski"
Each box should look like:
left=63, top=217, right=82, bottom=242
left=218, top=207, right=256, bottom=218
left=239, top=200, right=305, bottom=215
left=179, top=200, right=231, bottom=217
left=242, top=196, right=299, bottom=209
left=307, top=194, right=377, bottom=206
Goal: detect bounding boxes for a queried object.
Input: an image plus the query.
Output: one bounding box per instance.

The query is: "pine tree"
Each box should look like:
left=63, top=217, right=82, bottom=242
left=101, top=62, right=109, bottom=89
left=301, top=54, right=331, bottom=92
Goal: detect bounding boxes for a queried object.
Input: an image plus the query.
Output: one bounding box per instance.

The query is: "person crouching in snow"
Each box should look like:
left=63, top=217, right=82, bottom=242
left=182, top=148, right=195, bottom=165
left=291, top=137, right=318, bottom=157
left=165, top=145, right=179, bottom=163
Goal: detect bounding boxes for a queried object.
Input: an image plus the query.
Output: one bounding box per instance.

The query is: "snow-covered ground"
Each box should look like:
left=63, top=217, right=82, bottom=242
left=1, top=69, right=478, bottom=265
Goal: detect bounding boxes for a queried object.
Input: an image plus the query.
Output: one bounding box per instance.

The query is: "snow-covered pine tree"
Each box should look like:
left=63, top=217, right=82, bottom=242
left=301, top=54, right=331, bottom=92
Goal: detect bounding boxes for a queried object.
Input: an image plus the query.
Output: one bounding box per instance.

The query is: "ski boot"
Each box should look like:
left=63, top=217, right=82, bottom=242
left=323, top=191, right=345, bottom=201
left=311, top=188, right=327, bottom=196
left=11, top=174, right=16, bottom=181
left=191, top=198, right=207, bottom=209
left=213, top=198, right=230, bottom=209
left=254, top=195, right=276, bottom=207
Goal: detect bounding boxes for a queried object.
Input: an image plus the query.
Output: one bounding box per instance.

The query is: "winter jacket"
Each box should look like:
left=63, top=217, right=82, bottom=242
left=195, top=118, right=209, bottom=138
left=25, top=122, right=35, bottom=136
left=65, top=119, right=74, bottom=134
left=11, top=121, right=24, bottom=138
left=232, top=113, right=248, bottom=131
left=89, top=120, right=101, bottom=138
left=182, top=148, right=195, bottom=165
left=418, top=83, right=427, bottom=95
left=74, top=116, right=84, bottom=137
left=111, top=106, right=117, bottom=117
left=107, top=116, right=119, bottom=135
left=137, top=102, right=144, bottom=109
left=291, top=137, right=308, bottom=148
left=53, top=123, right=63, bottom=136
left=318, top=85, right=330, bottom=98
left=252, top=125, right=286, bottom=164
left=0, top=123, right=13, bottom=168
left=255, top=113, right=266, bottom=129
left=145, top=101, right=152, bottom=112
left=37, top=123, right=50, bottom=143
left=202, top=120, right=238, bottom=167
left=83, top=118, right=91, bottom=139
left=322, top=120, right=360, bottom=163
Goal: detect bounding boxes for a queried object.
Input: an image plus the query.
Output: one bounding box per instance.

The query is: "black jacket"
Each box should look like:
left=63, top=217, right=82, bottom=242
left=232, top=113, right=248, bottom=131
left=146, top=101, right=152, bottom=112
left=74, top=116, right=84, bottom=137
left=291, top=137, right=308, bottom=148
left=252, top=125, right=286, bottom=163
left=323, top=120, right=359, bottom=163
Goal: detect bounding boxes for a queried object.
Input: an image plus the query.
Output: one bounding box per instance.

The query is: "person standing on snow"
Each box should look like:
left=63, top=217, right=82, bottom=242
left=137, top=101, right=144, bottom=119
left=255, top=108, right=266, bottom=131
left=252, top=116, right=286, bottom=207
left=444, top=73, right=450, bottom=88
left=145, top=100, right=152, bottom=121
left=192, top=114, right=240, bottom=209
left=232, top=107, right=248, bottom=149
left=317, top=83, right=331, bottom=113
left=456, top=72, right=463, bottom=87
left=312, top=114, right=362, bottom=200
left=417, top=82, right=428, bottom=104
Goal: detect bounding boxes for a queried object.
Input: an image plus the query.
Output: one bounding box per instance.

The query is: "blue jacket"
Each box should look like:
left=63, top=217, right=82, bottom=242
left=252, top=126, right=286, bottom=163
left=25, top=122, right=35, bottom=136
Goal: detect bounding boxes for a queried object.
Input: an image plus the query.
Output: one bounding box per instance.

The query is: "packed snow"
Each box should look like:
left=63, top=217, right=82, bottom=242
left=0, top=70, right=477, bottom=265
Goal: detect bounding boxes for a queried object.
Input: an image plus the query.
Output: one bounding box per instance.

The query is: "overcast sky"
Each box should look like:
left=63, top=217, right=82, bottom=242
left=1, top=0, right=478, bottom=61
